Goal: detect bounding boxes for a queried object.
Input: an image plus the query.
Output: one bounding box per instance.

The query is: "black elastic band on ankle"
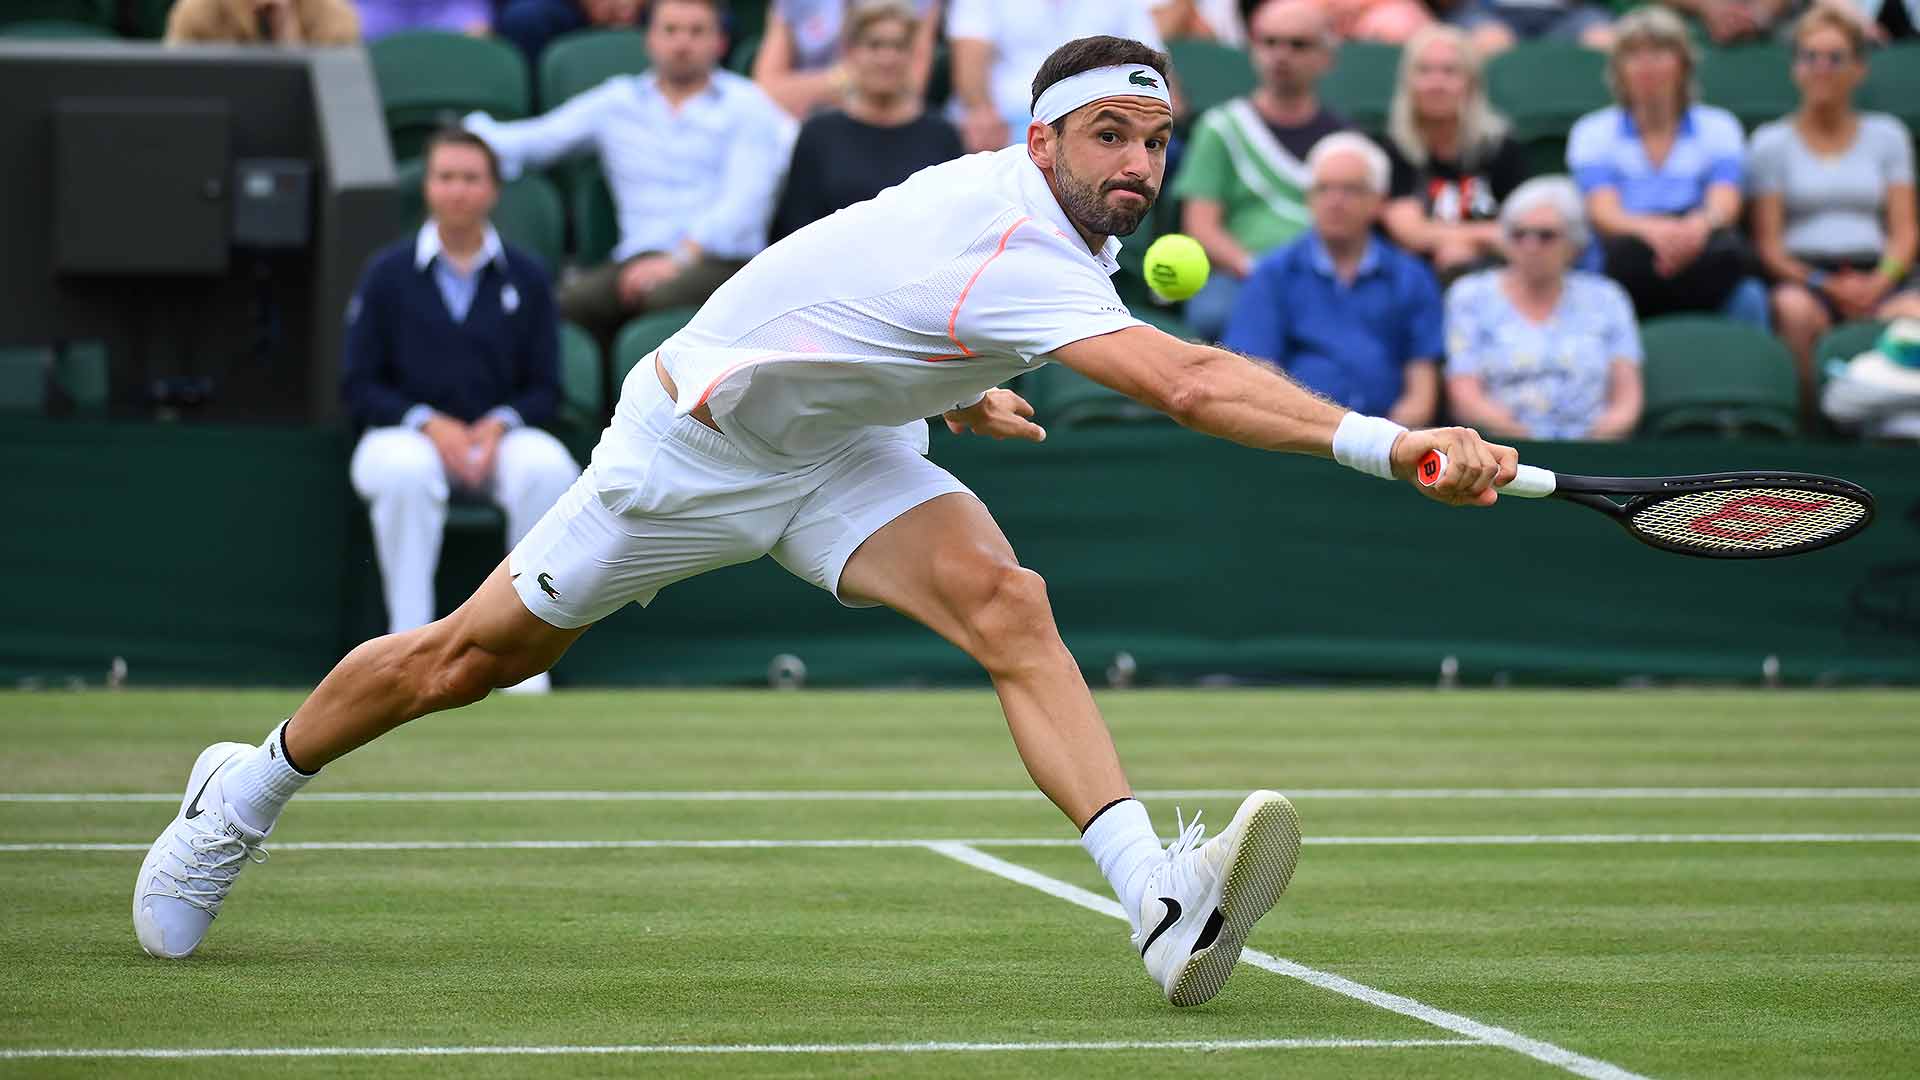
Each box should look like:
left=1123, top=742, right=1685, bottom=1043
left=278, top=720, right=318, bottom=777
left=1080, top=796, right=1135, bottom=834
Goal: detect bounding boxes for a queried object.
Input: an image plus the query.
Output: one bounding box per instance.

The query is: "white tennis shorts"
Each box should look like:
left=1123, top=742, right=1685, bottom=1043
left=507, top=360, right=973, bottom=629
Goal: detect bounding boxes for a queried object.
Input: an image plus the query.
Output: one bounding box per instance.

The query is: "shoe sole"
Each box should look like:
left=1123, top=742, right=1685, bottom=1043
left=1167, top=790, right=1301, bottom=1007
left=132, top=741, right=251, bottom=959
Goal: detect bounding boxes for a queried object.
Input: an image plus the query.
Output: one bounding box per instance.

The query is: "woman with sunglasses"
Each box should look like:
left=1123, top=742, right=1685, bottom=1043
left=1442, top=176, right=1644, bottom=440
left=1751, top=5, right=1920, bottom=407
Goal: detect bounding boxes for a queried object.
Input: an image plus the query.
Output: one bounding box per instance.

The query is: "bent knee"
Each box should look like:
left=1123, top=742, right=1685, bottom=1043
left=959, top=564, right=1061, bottom=672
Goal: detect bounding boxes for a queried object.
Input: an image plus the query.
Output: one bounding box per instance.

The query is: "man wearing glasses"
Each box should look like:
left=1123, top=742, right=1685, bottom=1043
left=1174, top=0, right=1351, bottom=340
left=1223, top=132, right=1443, bottom=429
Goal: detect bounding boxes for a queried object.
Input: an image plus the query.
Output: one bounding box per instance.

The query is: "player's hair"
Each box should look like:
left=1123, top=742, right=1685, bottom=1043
left=1499, top=175, right=1589, bottom=252
left=1306, top=131, right=1390, bottom=196
left=422, top=128, right=500, bottom=185
left=844, top=0, right=918, bottom=45
left=1605, top=6, right=1698, bottom=108
left=1029, top=35, right=1172, bottom=133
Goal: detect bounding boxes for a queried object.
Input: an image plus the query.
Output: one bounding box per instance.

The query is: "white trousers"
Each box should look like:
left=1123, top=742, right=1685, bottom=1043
left=350, top=426, right=581, bottom=635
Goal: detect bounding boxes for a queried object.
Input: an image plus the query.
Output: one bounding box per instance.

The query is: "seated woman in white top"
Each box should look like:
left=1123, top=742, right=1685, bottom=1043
left=1444, top=176, right=1644, bottom=440
left=1750, top=5, right=1920, bottom=403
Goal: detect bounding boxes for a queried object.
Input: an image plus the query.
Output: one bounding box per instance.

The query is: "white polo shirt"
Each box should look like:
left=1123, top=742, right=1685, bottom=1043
left=645, top=144, right=1146, bottom=466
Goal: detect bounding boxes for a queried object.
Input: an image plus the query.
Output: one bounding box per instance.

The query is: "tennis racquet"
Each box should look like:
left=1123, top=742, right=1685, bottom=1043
left=1416, top=450, right=1875, bottom=558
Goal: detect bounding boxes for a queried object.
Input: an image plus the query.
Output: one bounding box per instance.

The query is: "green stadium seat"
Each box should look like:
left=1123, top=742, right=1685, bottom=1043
left=612, top=307, right=701, bottom=382
left=1699, top=43, right=1796, bottom=131
left=393, top=160, right=567, bottom=273
left=127, top=0, right=171, bottom=36
left=0, top=342, right=108, bottom=415
left=0, top=0, right=110, bottom=28
left=1320, top=41, right=1399, bottom=135
left=539, top=28, right=648, bottom=110
left=369, top=31, right=530, bottom=160
left=1488, top=41, right=1609, bottom=143
left=729, top=32, right=762, bottom=76
left=558, top=320, right=604, bottom=429
left=0, top=347, right=49, bottom=413
left=1639, top=315, right=1800, bottom=438
left=0, top=18, right=115, bottom=37
left=1168, top=38, right=1256, bottom=121
left=1862, top=44, right=1920, bottom=132
left=567, top=167, right=620, bottom=266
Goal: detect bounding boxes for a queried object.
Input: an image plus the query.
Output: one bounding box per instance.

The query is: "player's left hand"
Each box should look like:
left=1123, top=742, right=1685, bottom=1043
left=944, top=389, right=1046, bottom=442
left=1391, top=425, right=1517, bottom=507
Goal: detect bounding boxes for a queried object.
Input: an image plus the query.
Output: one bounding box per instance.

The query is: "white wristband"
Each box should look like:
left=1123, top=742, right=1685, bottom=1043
left=1331, top=412, right=1406, bottom=481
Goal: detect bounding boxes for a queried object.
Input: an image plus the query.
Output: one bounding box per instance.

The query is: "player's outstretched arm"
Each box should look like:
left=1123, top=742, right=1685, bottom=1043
left=1050, top=326, right=1518, bottom=506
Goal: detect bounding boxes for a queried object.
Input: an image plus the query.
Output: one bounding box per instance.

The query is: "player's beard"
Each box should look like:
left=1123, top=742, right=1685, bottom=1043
left=1054, top=160, right=1156, bottom=239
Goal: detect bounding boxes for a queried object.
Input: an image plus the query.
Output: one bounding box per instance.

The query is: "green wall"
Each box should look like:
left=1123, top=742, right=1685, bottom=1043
left=4, top=418, right=1915, bottom=687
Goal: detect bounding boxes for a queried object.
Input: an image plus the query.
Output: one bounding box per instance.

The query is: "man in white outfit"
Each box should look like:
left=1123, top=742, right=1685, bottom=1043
left=341, top=130, right=580, bottom=673
left=134, top=37, right=1518, bottom=1006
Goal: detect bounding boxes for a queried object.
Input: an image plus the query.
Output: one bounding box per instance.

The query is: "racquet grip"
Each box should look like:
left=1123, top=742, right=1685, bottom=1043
left=1416, top=450, right=1556, bottom=498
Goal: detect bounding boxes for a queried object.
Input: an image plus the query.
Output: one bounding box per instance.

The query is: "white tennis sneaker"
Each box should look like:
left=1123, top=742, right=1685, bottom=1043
left=132, top=742, right=270, bottom=959
left=1133, top=790, right=1301, bottom=1006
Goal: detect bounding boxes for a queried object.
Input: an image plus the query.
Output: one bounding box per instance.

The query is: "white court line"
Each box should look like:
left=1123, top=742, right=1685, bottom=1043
left=927, top=842, right=1650, bottom=1080
left=0, top=1037, right=1478, bottom=1061
left=7, top=833, right=1918, bottom=854
left=5, top=786, right=1916, bottom=803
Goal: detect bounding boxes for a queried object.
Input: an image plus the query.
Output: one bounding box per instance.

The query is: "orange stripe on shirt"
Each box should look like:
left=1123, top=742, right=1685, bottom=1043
left=928, top=215, right=1032, bottom=362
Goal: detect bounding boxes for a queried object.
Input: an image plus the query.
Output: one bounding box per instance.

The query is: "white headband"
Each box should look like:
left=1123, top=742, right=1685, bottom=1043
left=1030, top=64, right=1171, bottom=125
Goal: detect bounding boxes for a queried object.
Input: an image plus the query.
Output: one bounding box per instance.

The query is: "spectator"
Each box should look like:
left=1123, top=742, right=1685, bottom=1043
left=1567, top=6, right=1769, bottom=327
left=355, top=0, right=492, bottom=40
left=341, top=130, right=580, bottom=684
left=1174, top=0, right=1349, bottom=340
left=1377, top=25, right=1529, bottom=284
left=1751, top=5, right=1920, bottom=406
left=1819, top=0, right=1919, bottom=41
left=1154, top=0, right=1249, bottom=44
left=466, top=0, right=795, bottom=353
left=754, top=0, right=942, bottom=119
left=1656, top=0, right=1792, bottom=45
left=1440, top=0, right=1612, bottom=56
left=770, top=1, right=964, bottom=241
left=946, top=0, right=1167, bottom=154
left=1445, top=177, right=1644, bottom=440
left=164, top=0, right=359, bottom=44
left=496, top=0, right=645, bottom=72
left=1308, top=0, right=1432, bottom=43
left=1224, top=133, right=1442, bottom=425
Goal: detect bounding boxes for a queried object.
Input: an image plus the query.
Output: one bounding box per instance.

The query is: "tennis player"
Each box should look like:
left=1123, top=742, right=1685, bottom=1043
left=134, top=34, right=1518, bottom=1006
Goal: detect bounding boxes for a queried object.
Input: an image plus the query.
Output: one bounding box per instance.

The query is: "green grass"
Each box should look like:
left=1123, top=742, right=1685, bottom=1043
left=1, top=690, right=1917, bottom=1078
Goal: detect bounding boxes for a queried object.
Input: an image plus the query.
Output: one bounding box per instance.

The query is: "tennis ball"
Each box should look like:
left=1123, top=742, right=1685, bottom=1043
left=1143, top=233, right=1210, bottom=302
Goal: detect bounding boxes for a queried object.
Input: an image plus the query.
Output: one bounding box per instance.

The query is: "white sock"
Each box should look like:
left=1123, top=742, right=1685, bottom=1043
left=1080, top=798, right=1162, bottom=931
left=222, top=719, right=316, bottom=833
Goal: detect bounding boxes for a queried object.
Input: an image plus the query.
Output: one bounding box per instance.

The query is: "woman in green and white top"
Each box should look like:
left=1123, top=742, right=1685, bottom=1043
left=1751, top=4, right=1920, bottom=402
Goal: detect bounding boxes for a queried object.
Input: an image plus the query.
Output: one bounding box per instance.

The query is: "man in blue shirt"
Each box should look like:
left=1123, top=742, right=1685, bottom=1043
left=1223, top=132, right=1441, bottom=426
left=467, top=0, right=795, bottom=352
left=343, top=130, right=580, bottom=673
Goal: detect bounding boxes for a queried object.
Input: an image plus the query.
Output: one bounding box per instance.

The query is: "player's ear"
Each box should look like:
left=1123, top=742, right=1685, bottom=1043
left=1025, top=120, right=1056, bottom=170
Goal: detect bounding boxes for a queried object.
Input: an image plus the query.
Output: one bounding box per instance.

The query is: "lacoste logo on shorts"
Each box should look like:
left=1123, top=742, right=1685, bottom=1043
left=537, top=572, right=561, bottom=600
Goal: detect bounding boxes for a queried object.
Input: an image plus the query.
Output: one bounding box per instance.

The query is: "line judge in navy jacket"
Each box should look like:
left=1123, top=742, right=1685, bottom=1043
left=343, top=130, right=580, bottom=682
